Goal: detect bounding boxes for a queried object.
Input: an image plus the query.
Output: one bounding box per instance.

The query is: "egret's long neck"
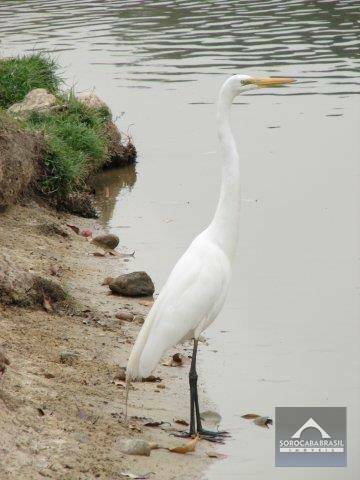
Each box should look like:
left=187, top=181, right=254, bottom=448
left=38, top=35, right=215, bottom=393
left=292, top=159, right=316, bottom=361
left=208, top=85, right=240, bottom=260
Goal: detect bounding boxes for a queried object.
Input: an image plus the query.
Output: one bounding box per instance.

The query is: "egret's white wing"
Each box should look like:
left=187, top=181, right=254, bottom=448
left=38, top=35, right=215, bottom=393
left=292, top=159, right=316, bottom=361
left=131, top=238, right=230, bottom=378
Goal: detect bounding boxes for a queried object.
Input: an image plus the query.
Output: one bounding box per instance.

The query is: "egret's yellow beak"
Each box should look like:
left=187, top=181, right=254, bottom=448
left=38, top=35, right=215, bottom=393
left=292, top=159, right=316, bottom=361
left=245, top=77, right=295, bottom=87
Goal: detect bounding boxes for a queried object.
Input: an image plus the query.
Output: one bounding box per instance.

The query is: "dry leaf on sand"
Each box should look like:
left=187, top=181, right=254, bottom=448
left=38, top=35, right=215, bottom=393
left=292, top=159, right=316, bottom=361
left=143, top=420, right=164, bottom=428
left=175, top=419, right=189, bottom=426
left=241, top=413, right=261, bottom=420
left=206, top=451, right=228, bottom=459
left=93, top=250, right=106, bottom=257
left=66, top=224, right=80, bottom=235
left=168, top=435, right=199, bottom=454
left=162, top=353, right=189, bottom=367
left=241, top=413, right=273, bottom=428
left=143, top=375, right=162, bottom=383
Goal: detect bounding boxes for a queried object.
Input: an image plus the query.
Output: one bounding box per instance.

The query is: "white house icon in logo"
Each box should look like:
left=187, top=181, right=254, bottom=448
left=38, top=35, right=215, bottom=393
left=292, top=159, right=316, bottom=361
left=291, top=417, right=331, bottom=439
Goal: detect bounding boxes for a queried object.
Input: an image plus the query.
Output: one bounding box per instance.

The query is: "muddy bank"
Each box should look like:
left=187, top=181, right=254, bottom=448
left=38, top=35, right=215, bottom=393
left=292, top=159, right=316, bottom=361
left=0, top=105, right=136, bottom=216
left=0, top=112, right=43, bottom=209
left=0, top=201, right=215, bottom=479
left=0, top=53, right=136, bottom=215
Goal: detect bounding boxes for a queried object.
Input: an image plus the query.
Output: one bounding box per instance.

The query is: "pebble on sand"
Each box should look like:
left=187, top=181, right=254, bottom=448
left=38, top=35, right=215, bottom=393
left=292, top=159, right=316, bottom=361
left=109, top=272, right=154, bottom=297
left=115, top=311, right=134, bottom=322
left=91, top=234, right=119, bottom=250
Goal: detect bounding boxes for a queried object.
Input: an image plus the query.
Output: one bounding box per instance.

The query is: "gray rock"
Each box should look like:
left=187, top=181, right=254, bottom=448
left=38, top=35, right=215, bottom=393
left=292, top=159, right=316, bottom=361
left=109, top=272, right=154, bottom=297
left=8, top=88, right=57, bottom=114
left=91, top=234, right=119, bottom=250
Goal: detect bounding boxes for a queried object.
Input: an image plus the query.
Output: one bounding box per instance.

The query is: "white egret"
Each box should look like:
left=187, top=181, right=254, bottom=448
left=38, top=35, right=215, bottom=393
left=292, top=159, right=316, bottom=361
left=126, top=74, right=295, bottom=439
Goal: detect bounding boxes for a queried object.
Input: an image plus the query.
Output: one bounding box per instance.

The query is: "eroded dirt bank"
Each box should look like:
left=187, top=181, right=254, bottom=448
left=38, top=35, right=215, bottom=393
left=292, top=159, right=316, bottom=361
left=0, top=200, right=214, bottom=480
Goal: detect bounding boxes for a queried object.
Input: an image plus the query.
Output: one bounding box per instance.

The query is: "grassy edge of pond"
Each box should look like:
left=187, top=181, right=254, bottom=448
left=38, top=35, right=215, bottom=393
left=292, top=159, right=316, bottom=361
left=0, top=53, right=136, bottom=215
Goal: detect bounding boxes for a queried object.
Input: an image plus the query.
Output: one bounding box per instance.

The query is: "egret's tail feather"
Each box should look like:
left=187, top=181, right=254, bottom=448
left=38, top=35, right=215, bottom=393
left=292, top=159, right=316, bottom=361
left=126, top=309, right=157, bottom=381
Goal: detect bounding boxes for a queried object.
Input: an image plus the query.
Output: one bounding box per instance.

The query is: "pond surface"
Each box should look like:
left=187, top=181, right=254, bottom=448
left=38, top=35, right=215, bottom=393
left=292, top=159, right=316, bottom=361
left=1, top=1, right=359, bottom=478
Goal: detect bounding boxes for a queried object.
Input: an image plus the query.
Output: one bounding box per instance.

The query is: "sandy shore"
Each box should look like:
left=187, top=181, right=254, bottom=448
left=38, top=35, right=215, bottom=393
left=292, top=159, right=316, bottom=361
left=0, top=201, right=215, bottom=479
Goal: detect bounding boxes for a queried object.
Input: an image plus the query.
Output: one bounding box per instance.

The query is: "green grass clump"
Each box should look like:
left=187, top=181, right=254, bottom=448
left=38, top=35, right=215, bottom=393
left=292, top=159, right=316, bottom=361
left=26, top=96, right=111, bottom=195
left=0, top=53, right=61, bottom=109
left=1, top=53, right=125, bottom=202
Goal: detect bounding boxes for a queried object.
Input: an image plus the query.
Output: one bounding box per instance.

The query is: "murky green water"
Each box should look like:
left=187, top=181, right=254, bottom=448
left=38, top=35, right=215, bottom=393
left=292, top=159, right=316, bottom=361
left=1, top=1, right=359, bottom=478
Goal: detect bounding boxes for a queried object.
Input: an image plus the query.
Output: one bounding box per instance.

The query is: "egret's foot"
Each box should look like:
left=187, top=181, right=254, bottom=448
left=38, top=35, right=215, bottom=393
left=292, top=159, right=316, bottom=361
left=200, top=435, right=226, bottom=443
left=171, top=431, right=226, bottom=443
left=171, top=429, right=229, bottom=443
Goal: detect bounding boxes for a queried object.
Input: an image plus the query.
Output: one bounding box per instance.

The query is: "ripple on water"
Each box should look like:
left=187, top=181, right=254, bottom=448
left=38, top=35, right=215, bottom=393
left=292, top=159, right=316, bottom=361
left=0, top=0, right=359, bottom=93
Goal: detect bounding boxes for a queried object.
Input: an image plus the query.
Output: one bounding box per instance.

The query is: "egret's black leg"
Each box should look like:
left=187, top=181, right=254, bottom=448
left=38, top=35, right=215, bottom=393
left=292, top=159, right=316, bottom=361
left=188, top=342, right=197, bottom=436
left=173, top=338, right=229, bottom=442
left=190, top=340, right=229, bottom=441
left=173, top=338, right=198, bottom=438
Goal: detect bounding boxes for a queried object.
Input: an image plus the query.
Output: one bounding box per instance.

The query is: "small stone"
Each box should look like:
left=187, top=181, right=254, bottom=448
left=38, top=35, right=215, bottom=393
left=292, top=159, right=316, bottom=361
left=76, top=91, right=108, bottom=110
left=115, top=311, right=134, bottom=322
left=109, top=272, right=154, bottom=297
left=8, top=88, right=57, bottom=114
left=91, top=234, right=119, bottom=250
left=59, top=350, right=78, bottom=366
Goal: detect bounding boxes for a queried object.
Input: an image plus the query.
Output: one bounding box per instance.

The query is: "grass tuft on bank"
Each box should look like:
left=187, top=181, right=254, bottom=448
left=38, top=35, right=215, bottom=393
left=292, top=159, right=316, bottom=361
left=0, top=53, right=136, bottom=213
left=0, top=53, right=61, bottom=109
left=27, top=94, right=112, bottom=195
